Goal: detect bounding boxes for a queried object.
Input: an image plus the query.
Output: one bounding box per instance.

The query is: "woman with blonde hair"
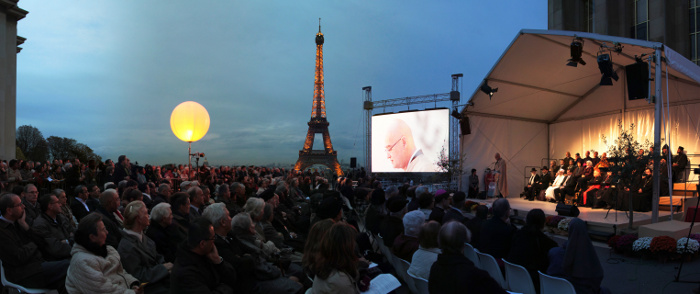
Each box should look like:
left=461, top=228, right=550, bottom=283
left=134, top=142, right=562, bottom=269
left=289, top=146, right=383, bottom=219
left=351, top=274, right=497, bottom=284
left=117, top=201, right=172, bottom=293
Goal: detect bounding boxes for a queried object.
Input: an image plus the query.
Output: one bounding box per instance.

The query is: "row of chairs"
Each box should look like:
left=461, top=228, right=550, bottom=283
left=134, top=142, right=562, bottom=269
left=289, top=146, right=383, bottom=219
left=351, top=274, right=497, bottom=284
left=464, top=242, right=575, bottom=294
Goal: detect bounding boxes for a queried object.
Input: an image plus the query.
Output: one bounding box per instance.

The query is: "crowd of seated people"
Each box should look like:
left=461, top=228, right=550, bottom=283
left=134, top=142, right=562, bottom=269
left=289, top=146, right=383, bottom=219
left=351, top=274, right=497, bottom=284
left=0, top=151, right=628, bottom=293
left=1, top=154, right=392, bottom=293
left=519, top=146, right=689, bottom=212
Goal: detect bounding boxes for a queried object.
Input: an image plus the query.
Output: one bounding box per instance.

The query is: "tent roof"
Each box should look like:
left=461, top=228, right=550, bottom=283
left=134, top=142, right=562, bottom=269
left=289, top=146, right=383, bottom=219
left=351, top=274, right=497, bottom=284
left=464, top=29, right=700, bottom=123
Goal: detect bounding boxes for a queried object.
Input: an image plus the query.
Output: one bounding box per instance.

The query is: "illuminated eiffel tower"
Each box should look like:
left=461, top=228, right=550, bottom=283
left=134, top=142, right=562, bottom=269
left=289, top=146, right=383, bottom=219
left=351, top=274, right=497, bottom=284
left=294, top=19, right=342, bottom=176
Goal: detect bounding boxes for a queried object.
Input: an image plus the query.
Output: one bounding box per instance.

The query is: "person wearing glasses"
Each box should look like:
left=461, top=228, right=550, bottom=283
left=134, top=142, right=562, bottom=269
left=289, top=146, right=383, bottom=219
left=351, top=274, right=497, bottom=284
left=383, top=119, right=434, bottom=172
left=0, top=193, right=70, bottom=292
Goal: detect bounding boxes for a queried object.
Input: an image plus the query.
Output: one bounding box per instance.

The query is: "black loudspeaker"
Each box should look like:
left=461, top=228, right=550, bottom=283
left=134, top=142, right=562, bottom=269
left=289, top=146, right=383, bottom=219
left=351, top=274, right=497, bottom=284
left=460, top=117, right=471, bottom=135
left=556, top=203, right=580, bottom=217
left=350, top=157, right=357, bottom=168
left=625, top=61, right=649, bottom=100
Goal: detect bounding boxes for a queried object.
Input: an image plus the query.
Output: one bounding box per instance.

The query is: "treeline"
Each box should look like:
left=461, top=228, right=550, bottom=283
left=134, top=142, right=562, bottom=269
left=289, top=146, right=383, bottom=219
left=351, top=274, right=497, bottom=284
left=15, top=125, right=102, bottom=163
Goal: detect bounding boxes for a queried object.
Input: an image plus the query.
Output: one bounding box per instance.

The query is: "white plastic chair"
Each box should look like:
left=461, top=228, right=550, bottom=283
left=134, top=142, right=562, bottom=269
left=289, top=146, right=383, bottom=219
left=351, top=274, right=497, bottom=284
left=538, top=271, right=576, bottom=294
left=407, top=271, right=429, bottom=294
left=0, top=259, right=58, bottom=294
left=376, top=235, right=395, bottom=265
left=463, top=242, right=480, bottom=268
left=395, top=258, right=417, bottom=294
left=475, top=251, right=507, bottom=289
left=502, top=259, right=536, bottom=294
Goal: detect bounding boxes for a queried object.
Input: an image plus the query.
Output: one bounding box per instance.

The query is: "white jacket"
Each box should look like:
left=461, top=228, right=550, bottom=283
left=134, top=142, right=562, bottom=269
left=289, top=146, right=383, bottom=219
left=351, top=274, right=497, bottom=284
left=65, top=244, right=139, bottom=294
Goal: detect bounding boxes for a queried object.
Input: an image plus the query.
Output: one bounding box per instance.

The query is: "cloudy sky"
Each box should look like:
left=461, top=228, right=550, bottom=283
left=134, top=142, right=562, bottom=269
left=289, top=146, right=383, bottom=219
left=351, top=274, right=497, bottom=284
left=16, top=1, right=546, bottom=167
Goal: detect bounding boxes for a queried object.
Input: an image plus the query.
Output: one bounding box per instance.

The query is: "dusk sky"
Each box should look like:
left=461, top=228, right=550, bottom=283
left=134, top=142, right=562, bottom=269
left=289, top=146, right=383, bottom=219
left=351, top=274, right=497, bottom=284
left=16, top=1, right=547, bottom=167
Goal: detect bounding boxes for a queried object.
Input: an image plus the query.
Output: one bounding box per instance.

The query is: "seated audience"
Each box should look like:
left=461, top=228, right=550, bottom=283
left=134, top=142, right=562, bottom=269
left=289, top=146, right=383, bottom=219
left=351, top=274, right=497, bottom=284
left=549, top=218, right=607, bottom=294
left=554, top=169, right=576, bottom=203
left=428, top=189, right=449, bottom=223
left=118, top=201, right=172, bottom=293
left=171, top=218, right=237, bottom=294
left=0, top=193, right=70, bottom=292
left=443, top=191, right=469, bottom=224
left=146, top=202, right=187, bottom=263
left=479, top=198, right=516, bottom=262
left=170, top=192, right=191, bottom=233
left=407, top=221, right=441, bottom=280
left=32, top=194, right=74, bottom=260
left=379, top=196, right=408, bottom=247
left=207, top=203, right=302, bottom=294
left=392, top=210, right=425, bottom=261
left=54, top=188, right=78, bottom=231
left=21, top=184, right=41, bottom=227
left=507, top=209, right=557, bottom=293
left=303, top=219, right=336, bottom=278
left=363, top=188, right=386, bottom=235
left=310, top=222, right=360, bottom=294
left=71, top=185, right=91, bottom=222
left=65, top=213, right=141, bottom=294
left=417, top=191, right=434, bottom=220
left=466, top=205, right=488, bottom=250
left=429, top=221, right=506, bottom=294
left=544, top=169, right=565, bottom=201
left=96, top=189, right=124, bottom=248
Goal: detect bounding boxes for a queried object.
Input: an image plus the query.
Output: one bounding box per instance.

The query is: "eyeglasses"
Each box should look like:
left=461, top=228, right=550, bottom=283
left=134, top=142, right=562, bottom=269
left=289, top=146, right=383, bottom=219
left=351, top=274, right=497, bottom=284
left=385, top=136, right=404, bottom=153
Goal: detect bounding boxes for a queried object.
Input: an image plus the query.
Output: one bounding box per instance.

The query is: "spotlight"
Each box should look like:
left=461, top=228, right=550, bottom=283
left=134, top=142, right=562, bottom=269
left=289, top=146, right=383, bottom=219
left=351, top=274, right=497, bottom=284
left=480, top=80, right=498, bottom=99
left=597, top=53, right=619, bottom=86
left=566, top=37, right=586, bottom=67
left=451, top=109, right=462, bottom=119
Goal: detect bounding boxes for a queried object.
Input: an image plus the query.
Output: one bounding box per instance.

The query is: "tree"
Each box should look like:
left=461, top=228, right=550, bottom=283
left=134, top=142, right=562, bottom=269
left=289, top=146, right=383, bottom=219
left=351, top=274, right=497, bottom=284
left=47, top=136, right=75, bottom=161
left=46, top=136, right=102, bottom=163
left=16, top=125, right=49, bottom=161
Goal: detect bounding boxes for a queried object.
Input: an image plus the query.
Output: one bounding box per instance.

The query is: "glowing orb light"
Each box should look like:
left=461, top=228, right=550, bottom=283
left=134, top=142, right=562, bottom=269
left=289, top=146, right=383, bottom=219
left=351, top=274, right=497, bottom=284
left=170, top=101, right=210, bottom=142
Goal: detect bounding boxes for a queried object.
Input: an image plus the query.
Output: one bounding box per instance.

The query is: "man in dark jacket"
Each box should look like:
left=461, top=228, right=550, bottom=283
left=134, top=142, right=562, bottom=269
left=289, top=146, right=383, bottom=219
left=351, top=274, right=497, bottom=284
left=95, top=189, right=124, bottom=248
left=479, top=198, right=516, bottom=261
left=32, top=194, right=73, bottom=260
left=171, top=218, right=236, bottom=294
left=0, top=194, right=70, bottom=291
left=429, top=221, right=507, bottom=294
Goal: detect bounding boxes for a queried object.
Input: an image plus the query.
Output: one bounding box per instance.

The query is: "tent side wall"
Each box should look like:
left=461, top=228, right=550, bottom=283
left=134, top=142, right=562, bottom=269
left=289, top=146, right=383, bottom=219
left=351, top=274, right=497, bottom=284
left=460, top=115, right=548, bottom=196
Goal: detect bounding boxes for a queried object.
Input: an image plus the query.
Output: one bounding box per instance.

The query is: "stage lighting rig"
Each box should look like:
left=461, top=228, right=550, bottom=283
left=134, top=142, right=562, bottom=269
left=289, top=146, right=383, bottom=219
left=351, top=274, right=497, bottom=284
left=596, top=43, right=622, bottom=86
left=566, top=37, right=586, bottom=67
left=480, top=80, right=498, bottom=99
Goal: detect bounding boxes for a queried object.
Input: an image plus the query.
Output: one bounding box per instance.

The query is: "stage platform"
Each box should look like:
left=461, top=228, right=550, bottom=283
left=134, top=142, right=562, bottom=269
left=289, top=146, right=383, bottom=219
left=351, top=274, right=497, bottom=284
left=469, top=197, right=678, bottom=236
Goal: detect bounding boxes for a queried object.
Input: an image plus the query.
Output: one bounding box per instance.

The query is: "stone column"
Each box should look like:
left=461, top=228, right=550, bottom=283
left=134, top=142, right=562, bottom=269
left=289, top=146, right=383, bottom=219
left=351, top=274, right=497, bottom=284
left=0, top=1, right=27, bottom=161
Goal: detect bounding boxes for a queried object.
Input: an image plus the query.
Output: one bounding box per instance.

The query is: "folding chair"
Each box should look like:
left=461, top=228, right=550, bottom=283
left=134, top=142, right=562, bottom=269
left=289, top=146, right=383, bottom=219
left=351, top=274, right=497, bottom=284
left=395, top=258, right=417, bottom=294
left=463, top=242, right=480, bottom=269
left=475, top=251, right=507, bottom=289
left=502, top=259, right=536, bottom=294
left=0, top=259, right=58, bottom=294
left=538, top=271, right=576, bottom=294
left=407, top=271, right=429, bottom=294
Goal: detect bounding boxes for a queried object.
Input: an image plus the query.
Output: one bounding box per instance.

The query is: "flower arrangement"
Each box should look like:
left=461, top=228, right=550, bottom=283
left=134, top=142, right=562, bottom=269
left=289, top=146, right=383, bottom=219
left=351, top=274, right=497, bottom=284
left=650, top=236, right=677, bottom=254
left=547, top=215, right=564, bottom=227
left=557, top=217, right=572, bottom=231
left=677, top=237, right=700, bottom=254
left=632, top=237, right=652, bottom=253
left=690, top=234, right=700, bottom=244
left=616, top=234, right=638, bottom=252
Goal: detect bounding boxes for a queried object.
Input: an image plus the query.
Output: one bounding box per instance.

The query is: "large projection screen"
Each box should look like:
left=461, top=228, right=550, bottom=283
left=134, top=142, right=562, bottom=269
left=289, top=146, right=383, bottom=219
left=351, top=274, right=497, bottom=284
left=372, top=109, right=449, bottom=173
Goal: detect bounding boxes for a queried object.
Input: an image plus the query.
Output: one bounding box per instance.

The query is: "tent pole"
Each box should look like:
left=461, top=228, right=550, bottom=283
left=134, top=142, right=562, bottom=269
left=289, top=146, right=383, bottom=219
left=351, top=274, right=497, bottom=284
left=652, top=47, right=663, bottom=223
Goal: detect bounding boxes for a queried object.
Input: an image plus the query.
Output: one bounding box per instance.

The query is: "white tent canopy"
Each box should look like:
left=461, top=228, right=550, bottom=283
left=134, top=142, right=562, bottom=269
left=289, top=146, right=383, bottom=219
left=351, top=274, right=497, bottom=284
left=460, top=29, right=700, bottom=200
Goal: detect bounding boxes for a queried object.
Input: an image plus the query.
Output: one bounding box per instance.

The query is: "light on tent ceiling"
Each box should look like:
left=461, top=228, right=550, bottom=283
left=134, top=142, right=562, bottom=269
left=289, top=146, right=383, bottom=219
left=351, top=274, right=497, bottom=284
left=480, top=81, right=498, bottom=99
left=597, top=53, right=619, bottom=86
left=566, top=37, right=586, bottom=67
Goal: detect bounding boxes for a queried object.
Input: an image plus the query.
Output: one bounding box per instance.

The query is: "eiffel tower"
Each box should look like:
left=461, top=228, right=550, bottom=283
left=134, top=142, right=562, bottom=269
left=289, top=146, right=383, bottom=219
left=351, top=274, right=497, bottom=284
left=294, top=20, right=342, bottom=176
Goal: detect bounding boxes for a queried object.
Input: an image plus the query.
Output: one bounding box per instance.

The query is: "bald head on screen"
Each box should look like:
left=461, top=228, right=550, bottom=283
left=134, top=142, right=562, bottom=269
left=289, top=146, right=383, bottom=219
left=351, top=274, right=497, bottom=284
left=384, top=119, right=418, bottom=170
